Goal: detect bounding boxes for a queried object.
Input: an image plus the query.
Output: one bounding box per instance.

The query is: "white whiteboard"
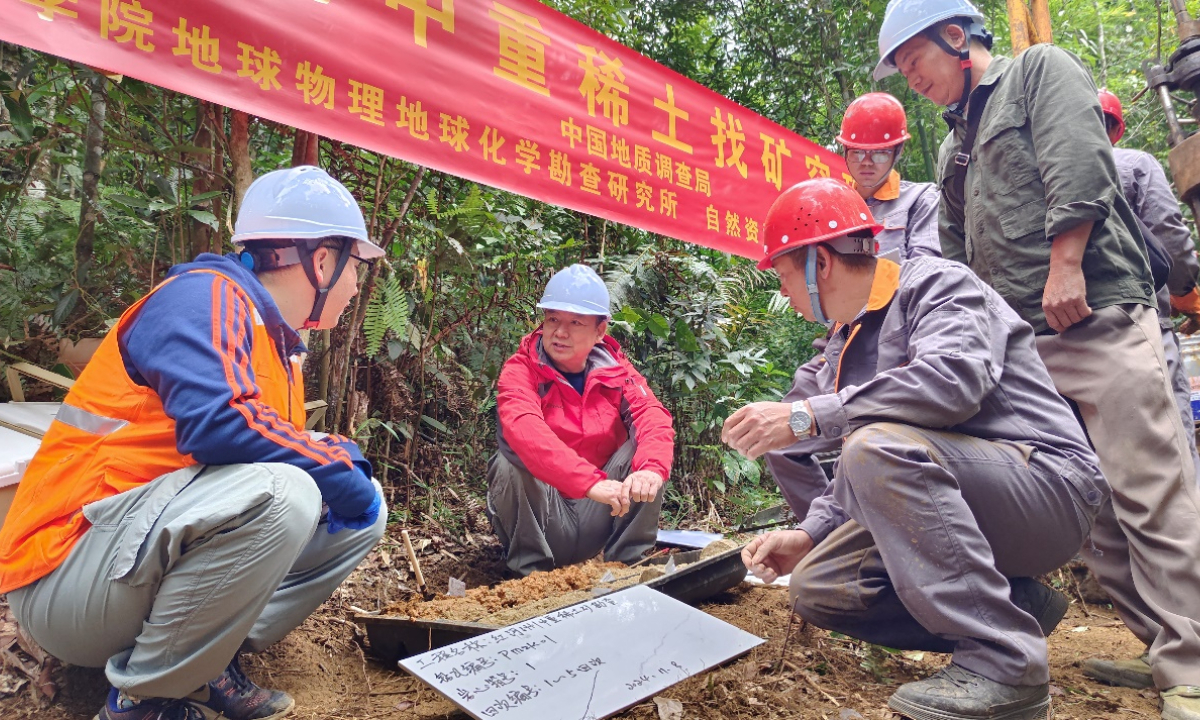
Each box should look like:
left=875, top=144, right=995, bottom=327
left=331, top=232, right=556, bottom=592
left=399, top=584, right=764, bottom=720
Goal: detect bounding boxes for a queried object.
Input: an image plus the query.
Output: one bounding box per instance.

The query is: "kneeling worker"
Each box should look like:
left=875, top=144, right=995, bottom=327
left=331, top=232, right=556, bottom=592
left=488, top=264, right=675, bottom=576
left=766, top=91, right=941, bottom=519
left=724, top=179, right=1108, bottom=720
left=0, top=166, right=387, bottom=720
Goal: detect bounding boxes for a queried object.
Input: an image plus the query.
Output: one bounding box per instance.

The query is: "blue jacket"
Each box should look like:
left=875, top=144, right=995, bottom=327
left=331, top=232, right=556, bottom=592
left=119, top=253, right=376, bottom=516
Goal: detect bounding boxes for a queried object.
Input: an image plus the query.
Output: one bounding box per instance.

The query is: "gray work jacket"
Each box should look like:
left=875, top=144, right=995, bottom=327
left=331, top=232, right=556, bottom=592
left=867, top=172, right=943, bottom=260
left=1114, top=147, right=1200, bottom=327
left=798, top=257, right=1108, bottom=545
left=937, top=47, right=1155, bottom=333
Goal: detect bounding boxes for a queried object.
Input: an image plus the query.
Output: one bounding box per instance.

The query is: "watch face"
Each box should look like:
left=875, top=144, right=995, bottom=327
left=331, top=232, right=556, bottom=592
left=789, top=410, right=811, bottom=435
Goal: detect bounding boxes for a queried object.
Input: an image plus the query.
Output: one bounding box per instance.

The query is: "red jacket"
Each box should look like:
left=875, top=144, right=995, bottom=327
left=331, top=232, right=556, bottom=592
left=496, top=329, right=674, bottom=499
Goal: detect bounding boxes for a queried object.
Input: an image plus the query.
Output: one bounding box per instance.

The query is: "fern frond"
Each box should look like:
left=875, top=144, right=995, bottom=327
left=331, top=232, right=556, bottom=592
left=362, top=274, right=410, bottom=357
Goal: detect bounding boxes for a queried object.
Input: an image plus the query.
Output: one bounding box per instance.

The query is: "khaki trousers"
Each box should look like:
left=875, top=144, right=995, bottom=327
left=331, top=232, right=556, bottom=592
left=1036, top=303, right=1200, bottom=688
left=485, top=439, right=663, bottom=576
left=8, top=463, right=386, bottom=698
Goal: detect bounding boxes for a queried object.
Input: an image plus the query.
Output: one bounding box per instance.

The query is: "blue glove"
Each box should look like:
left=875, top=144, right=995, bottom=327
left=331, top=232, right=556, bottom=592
left=327, top=489, right=383, bottom=534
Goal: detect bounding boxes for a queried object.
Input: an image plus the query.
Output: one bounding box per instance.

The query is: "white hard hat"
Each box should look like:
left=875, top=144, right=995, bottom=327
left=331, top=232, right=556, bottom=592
left=232, top=166, right=384, bottom=260
left=874, top=0, right=988, bottom=81
left=537, top=264, right=610, bottom=317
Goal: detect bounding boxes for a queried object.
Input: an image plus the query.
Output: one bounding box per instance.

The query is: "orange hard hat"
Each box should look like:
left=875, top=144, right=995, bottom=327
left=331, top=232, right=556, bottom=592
left=836, top=93, right=911, bottom=150
left=1098, top=89, right=1125, bottom=143
left=758, top=178, right=882, bottom=270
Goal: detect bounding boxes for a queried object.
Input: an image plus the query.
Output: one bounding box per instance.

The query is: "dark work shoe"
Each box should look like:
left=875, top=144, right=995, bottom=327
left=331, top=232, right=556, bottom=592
left=94, top=687, right=205, bottom=720
left=1010, top=577, right=1069, bottom=638
left=1081, top=652, right=1154, bottom=689
left=888, top=664, right=1050, bottom=720
left=188, top=656, right=294, bottom=720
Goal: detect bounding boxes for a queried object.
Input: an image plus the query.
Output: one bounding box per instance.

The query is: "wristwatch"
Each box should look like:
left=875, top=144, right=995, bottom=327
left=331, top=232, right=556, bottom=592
left=788, top=400, right=813, bottom=438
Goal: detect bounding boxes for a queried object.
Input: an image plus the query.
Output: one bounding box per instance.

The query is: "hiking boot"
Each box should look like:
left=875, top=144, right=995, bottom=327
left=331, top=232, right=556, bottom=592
left=1009, top=577, right=1069, bottom=638
left=94, top=687, right=205, bottom=720
left=187, top=656, right=294, bottom=720
left=888, top=664, right=1051, bottom=720
left=1081, top=652, right=1154, bottom=689
left=1163, top=686, right=1200, bottom=720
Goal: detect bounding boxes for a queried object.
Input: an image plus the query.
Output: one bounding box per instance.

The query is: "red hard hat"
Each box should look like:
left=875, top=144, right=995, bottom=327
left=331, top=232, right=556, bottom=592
left=758, top=178, right=883, bottom=270
left=836, top=93, right=912, bottom=150
left=1098, top=89, right=1125, bottom=143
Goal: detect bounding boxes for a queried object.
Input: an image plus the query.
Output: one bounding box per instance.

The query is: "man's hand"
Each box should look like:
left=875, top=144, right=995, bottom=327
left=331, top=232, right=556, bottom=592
left=623, top=470, right=664, bottom=503
left=586, top=479, right=631, bottom=517
left=721, top=402, right=805, bottom=460
left=1044, top=223, right=1093, bottom=333
left=741, top=530, right=814, bottom=583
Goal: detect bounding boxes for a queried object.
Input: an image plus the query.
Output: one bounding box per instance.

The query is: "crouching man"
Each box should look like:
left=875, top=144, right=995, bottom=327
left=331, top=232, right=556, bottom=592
left=487, top=264, right=675, bottom=576
left=0, top=167, right=387, bottom=720
left=724, top=179, right=1108, bottom=720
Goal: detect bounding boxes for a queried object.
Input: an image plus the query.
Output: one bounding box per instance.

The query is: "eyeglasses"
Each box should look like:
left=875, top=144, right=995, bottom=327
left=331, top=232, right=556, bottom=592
left=351, top=254, right=375, bottom=278
left=846, top=149, right=895, bottom=164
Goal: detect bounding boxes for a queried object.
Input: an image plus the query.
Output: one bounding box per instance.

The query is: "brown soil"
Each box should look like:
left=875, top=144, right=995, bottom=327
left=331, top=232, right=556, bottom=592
left=0, top=532, right=1161, bottom=720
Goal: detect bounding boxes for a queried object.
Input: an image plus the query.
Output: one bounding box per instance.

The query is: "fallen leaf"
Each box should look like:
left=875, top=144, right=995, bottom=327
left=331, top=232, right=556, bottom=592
left=394, top=701, right=415, bottom=711
left=653, top=696, right=683, bottom=720
left=1071, top=626, right=1090, bottom=632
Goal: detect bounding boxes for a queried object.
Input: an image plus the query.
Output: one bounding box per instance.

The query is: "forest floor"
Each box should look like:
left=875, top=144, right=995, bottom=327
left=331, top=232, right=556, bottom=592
left=0, top=524, right=1160, bottom=720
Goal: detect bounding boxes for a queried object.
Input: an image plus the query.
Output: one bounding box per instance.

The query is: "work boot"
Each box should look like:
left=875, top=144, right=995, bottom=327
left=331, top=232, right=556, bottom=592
left=95, top=687, right=205, bottom=720
left=1163, top=686, right=1200, bottom=720
left=888, top=664, right=1051, bottom=720
left=187, top=656, right=294, bottom=720
left=1009, top=577, right=1068, bottom=638
left=1081, top=651, right=1154, bottom=689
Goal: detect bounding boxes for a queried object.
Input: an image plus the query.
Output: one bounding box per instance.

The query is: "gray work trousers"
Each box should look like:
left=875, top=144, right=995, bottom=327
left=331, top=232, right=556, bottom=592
left=1162, top=324, right=1200, bottom=486
left=789, top=423, right=1094, bottom=687
left=764, top=356, right=838, bottom=518
left=8, top=463, right=386, bottom=699
left=486, top=439, right=662, bottom=576
left=1036, top=304, right=1200, bottom=689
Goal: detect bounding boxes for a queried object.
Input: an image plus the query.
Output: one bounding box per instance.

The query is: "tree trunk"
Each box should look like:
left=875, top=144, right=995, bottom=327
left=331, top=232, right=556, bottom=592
left=291, top=130, right=320, bottom=167
left=328, top=166, right=426, bottom=432
left=229, top=111, right=254, bottom=209
left=1031, top=0, right=1053, bottom=45
left=1007, top=0, right=1034, bottom=55
left=187, top=101, right=215, bottom=258
left=208, top=105, right=226, bottom=255
left=75, top=71, right=107, bottom=289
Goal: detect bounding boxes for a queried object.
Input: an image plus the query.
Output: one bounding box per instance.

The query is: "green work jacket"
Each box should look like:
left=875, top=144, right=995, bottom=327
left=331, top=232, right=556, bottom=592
left=937, top=47, right=1154, bottom=333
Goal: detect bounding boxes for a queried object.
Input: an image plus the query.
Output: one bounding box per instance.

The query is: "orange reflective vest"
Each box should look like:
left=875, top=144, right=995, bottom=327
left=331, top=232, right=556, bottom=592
left=0, top=269, right=304, bottom=594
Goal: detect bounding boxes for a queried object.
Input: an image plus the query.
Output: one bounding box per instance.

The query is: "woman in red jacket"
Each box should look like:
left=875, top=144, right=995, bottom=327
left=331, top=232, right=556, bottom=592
left=488, top=264, right=676, bottom=576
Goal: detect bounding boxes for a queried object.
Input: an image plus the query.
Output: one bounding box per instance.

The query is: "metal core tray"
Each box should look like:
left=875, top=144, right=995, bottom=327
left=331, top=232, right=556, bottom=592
left=360, top=543, right=747, bottom=663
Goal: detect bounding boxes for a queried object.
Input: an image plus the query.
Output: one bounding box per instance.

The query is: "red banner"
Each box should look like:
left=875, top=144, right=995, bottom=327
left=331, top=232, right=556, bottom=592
left=4, top=0, right=849, bottom=260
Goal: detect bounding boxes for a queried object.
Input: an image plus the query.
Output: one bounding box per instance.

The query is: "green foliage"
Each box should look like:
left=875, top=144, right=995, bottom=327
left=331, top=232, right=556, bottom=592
left=363, top=271, right=411, bottom=358
left=1, top=0, right=1189, bottom=522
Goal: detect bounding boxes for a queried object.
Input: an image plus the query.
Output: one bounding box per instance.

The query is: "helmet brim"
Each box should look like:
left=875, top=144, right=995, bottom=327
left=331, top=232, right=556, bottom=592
left=873, top=57, right=900, bottom=81
left=536, top=301, right=610, bottom=317
left=757, top=224, right=884, bottom=271
left=838, top=133, right=912, bottom=150
left=353, top=239, right=386, bottom=260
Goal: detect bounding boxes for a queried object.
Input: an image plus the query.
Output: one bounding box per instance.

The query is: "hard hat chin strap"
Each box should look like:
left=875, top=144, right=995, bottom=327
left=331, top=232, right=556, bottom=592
left=806, top=248, right=833, bottom=329
left=928, top=20, right=975, bottom=119
left=296, top=238, right=353, bottom=330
